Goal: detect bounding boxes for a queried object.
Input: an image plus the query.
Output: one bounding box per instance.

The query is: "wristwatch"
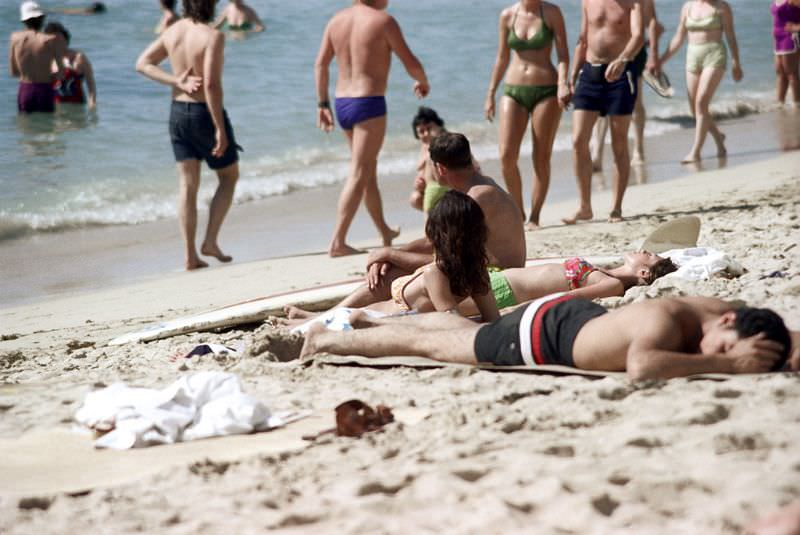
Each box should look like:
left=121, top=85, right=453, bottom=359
left=318, top=100, right=330, bottom=109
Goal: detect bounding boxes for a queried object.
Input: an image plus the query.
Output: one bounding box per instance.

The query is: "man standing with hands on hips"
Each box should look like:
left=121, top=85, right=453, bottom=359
left=314, top=0, right=430, bottom=257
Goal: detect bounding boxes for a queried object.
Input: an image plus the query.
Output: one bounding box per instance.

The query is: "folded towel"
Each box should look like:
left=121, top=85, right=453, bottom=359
left=662, top=247, right=744, bottom=281
left=75, top=371, right=303, bottom=449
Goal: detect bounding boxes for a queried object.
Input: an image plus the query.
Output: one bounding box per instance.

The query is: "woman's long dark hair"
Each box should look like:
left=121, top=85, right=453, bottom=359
left=183, top=0, right=215, bottom=22
left=425, top=190, right=489, bottom=298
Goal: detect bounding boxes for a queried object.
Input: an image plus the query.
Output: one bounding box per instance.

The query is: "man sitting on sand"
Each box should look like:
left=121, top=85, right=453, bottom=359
left=287, top=132, right=525, bottom=318
left=301, top=294, right=794, bottom=381
left=9, top=1, right=63, bottom=113
left=315, top=0, right=430, bottom=257
left=136, top=0, right=240, bottom=270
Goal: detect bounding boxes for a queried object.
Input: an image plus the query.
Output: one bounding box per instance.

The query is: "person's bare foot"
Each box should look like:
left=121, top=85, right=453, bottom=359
left=201, top=243, right=233, bottom=263
left=274, top=316, right=305, bottom=328
left=284, top=305, right=317, bottom=320
left=329, top=244, right=362, bottom=257
left=713, top=132, right=727, bottom=158
left=608, top=210, right=624, bottom=223
left=631, top=152, right=645, bottom=165
left=381, top=226, right=401, bottom=247
left=525, top=221, right=541, bottom=231
left=681, top=152, right=701, bottom=164
left=299, top=322, right=327, bottom=360
left=746, top=501, right=800, bottom=535
left=561, top=209, right=593, bottom=225
left=186, top=257, right=209, bottom=270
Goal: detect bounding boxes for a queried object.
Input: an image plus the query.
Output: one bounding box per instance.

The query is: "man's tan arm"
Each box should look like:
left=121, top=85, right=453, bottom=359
left=605, top=0, right=644, bottom=81
left=385, top=16, right=429, bottom=96
left=313, top=23, right=335, bottom=132
left=203, top=31, right=227, bottom=155
left=313, top=24, right=334, bottom=105
left=8, top=37, right=20, bottom=78
left=570, top=0, right=589, bottom=88
left=135, top=36, right=176, bottom=86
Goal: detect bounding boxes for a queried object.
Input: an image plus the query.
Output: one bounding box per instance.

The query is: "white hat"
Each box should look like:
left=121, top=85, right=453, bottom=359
left=20, top=1, right=44, bottom=22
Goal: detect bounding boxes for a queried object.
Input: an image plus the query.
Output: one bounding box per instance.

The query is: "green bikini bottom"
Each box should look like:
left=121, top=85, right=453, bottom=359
left=489, top=269, right=517, bottom=309
left=503, top=84, right=558, bottom=113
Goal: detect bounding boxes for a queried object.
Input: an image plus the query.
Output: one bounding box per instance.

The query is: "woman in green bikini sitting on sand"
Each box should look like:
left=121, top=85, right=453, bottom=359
left=285, top=190, right=500, bottom=328
left=213, top=0, right=264, bottom=33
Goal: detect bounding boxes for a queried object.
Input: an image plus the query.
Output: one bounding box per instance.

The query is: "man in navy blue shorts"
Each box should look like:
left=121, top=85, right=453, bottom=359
left=564, top=0, right=644, bottom=225
left=137, top=0, right=241, bottom=270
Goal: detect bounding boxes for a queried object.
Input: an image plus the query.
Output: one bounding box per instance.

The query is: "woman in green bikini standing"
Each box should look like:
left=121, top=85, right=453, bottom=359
left=485, top=0, right=570, bottom=230
left=659, top=0, right=743, bottom=163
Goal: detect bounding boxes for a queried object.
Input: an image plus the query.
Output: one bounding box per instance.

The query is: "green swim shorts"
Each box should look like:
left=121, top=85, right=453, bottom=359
left=489, top=270, right=517, bottom=309
left=423, top=181, right=451, bottom=212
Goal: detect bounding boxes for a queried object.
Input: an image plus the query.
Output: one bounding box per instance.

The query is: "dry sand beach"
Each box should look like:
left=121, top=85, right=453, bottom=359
left=1, top=151, right=799, bottom=533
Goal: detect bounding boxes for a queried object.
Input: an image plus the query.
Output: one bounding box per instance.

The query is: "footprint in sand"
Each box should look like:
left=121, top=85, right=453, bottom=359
left=688, top=404, right=730, bottom=426
left=543, top=445, right=575, bottom=458
left=713, top=432, right=769, bottom=454
left=713, top=388, right=742, bottom=399
left=591, top=494, right=620, bottom=517
left=626, top=437, right=664, bottom=449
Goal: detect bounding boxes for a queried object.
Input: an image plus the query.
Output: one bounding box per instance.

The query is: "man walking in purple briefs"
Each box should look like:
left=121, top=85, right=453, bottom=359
left=314, top=0, right=430, bottom=257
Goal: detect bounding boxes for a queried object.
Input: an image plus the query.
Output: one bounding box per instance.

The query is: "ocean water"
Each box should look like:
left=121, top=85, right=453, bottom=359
left=0, top=0, right=784, bottom=241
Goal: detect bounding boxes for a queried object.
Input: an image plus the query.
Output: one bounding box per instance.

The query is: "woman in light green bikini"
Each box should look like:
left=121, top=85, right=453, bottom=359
left=660, top=0, right=743, bottom=164
left=485, top=0, right=570, bottom=230
left=213, top=0, right=264, bottom=33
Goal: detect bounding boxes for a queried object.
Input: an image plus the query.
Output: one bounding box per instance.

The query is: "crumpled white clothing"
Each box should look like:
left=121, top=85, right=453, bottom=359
left=75, top=372, right=287, bottom=449
left=662, top=247, right=745, bottom=281
left=291, top=307, right=389, bottom=334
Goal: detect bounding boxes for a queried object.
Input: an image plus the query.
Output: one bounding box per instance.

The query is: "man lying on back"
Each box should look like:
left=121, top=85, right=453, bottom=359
left=301, top=295, right=794, bottom=380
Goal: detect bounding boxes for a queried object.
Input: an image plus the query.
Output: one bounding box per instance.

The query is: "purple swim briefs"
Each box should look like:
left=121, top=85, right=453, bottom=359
left=18, top=82, right=55, bottom=113
left=334, top=96, right=387, bottom=130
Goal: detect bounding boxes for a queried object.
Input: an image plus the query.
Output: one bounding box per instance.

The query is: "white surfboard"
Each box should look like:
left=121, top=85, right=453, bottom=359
left=108, top=279, right=363, bottom=346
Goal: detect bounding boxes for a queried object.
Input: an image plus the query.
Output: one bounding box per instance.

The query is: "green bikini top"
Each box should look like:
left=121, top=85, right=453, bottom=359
left=507, top=4, right=553, bottom=51
left=685, top=2, right=722, bottom=31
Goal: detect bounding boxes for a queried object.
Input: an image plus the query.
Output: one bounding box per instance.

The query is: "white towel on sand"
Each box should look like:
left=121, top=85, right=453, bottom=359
left=662, top=247, right=745, bottom=281
left=75, top=372, right=295, bottom=449
left=291, top=307, right=388, bottom=334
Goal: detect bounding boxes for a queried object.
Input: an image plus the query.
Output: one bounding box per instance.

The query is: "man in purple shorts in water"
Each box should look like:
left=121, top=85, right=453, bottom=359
left=314, top=0, right=430, bottom=257
left=9, top=1, right=63, bottom=113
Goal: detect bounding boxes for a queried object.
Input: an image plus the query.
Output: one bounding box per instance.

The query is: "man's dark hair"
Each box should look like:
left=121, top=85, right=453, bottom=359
left=412, top=107, right=445, bottom=139
left=734, top=307, right=791, bottom=371
left=429, top=132, right=472, bottom=170
left=24, top=16, right=45, bottom=31
left=44, top=22, right=70, bottom=44
left=182, top=0, right=215, bottom=23
left=89, top=2, right=107, bottom=13
left=161, top=0, right=177, bottom=10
